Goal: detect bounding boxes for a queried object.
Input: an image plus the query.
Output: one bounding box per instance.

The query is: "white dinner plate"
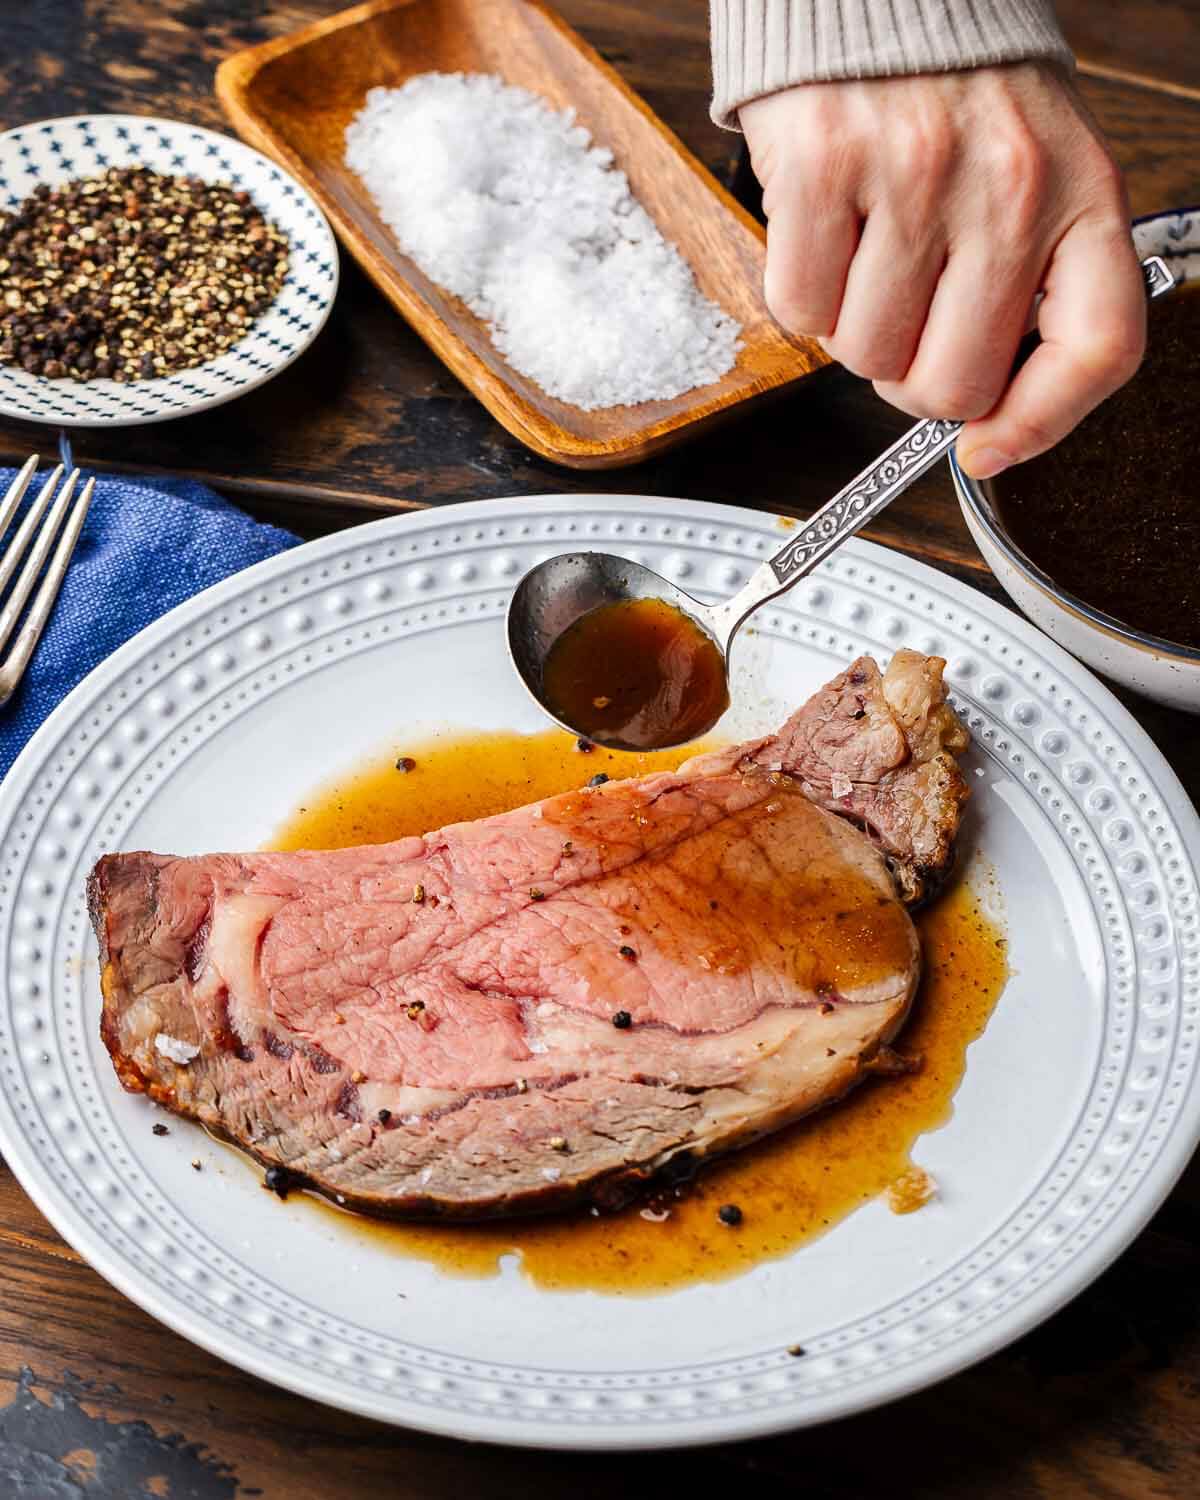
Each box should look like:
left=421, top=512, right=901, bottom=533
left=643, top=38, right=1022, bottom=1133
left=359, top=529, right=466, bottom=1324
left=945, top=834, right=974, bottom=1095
left=0, top=494, right=1197, bottom=1449
left=0, top=115, right=338, bottom=426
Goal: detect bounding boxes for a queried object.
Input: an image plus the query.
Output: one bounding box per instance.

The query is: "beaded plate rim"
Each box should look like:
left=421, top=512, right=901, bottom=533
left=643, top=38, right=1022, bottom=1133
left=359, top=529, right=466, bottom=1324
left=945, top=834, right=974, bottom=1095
left=0, top=493, right=1197, bottom=1450
left=0, top=113, right=339, bottom=428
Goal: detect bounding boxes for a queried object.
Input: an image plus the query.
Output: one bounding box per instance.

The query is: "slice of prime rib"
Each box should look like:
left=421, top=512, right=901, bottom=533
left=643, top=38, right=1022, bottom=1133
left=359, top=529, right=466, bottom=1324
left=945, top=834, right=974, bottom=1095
left=90, top=650, right=969, bottom=1220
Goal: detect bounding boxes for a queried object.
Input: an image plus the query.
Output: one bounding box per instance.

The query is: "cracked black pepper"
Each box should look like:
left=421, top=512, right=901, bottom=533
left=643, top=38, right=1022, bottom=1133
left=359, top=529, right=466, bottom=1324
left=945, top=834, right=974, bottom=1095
left=0, top=166, right=290, bottom=382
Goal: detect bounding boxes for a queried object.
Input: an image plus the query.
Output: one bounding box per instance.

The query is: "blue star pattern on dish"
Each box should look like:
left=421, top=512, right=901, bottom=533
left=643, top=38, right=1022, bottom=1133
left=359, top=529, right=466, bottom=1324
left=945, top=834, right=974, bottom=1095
left=0, top=114, right=338, bottom=427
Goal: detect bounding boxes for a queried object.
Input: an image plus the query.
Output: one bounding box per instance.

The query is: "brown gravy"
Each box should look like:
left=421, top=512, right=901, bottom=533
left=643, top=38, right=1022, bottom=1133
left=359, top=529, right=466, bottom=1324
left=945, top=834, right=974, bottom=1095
left=268, top=728, right=1008, bottom=1294
left=993, top=281, right=1200, bottom=649
left=540, top=597, right=729, bottom=749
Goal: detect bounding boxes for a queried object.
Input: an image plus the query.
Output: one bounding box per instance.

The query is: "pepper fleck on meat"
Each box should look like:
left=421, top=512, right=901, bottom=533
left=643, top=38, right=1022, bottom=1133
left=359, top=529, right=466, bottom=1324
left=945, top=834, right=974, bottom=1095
left=264, top=1165, right=292, bottom=1199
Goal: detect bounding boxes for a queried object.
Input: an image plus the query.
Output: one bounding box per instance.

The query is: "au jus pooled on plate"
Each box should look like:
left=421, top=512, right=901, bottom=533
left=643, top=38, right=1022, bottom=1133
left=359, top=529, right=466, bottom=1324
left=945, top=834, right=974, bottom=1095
left=90, top=651, right=968, bottom=1222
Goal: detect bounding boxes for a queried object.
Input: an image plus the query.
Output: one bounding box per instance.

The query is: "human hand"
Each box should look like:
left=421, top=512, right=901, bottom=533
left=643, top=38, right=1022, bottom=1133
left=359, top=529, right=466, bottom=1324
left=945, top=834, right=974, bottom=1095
left=740, top=62, right=1145, bottom=479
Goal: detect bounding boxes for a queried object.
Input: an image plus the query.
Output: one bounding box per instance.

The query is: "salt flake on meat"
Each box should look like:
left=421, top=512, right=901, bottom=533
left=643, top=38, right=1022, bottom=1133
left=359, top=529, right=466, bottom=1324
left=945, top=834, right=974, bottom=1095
left=154, top=1033, right=199, bottom=1065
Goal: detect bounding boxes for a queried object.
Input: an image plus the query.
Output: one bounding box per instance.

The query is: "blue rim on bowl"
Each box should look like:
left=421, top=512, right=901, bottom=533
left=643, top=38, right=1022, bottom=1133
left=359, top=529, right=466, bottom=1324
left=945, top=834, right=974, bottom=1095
left=951, top=203, right=1200, bottom=672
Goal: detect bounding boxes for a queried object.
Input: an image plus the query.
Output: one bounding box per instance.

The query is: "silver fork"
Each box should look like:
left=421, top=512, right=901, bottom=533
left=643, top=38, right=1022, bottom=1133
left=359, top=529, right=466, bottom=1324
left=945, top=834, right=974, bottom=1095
left=0, top=455, right=96, bottom=708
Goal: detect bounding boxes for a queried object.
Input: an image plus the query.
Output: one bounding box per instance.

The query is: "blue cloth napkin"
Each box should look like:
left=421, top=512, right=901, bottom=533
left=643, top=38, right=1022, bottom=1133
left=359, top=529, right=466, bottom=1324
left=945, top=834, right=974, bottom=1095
left=0, top=465, right=299, bottom=782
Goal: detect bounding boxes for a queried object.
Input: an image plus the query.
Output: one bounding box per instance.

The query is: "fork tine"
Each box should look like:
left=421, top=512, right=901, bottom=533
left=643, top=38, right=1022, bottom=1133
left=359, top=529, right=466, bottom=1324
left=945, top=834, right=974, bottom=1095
left=0, top=464, right=64, bottom=599
left=0, top=476, right=95, bottom=702
left=0, top=467, right=78, bottom=659
left=0, top=455, right=39, bottom=552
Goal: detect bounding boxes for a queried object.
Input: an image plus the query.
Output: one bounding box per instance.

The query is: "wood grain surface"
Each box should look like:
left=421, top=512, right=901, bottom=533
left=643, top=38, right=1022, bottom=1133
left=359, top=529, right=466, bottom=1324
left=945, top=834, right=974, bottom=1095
left=217, top=0, right=825, bottom=467
left=0, top=4, right=1198, bottom=1497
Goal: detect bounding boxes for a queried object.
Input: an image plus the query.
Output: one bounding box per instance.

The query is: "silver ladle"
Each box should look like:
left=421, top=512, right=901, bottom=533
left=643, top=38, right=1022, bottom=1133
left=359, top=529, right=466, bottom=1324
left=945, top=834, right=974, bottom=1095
left=508, top=255, right=1176, bottom=750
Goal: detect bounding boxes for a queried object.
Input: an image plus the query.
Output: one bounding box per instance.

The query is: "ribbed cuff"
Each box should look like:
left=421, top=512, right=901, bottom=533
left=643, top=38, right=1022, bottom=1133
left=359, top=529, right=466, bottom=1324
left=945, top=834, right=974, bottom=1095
left=710, top=0, right=1076, bottom=128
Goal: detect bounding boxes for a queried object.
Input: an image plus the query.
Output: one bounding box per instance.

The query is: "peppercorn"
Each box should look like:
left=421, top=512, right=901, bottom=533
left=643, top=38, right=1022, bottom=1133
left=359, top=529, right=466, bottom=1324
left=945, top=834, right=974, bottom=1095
left=151, top=1122, right=169, bottom=1137
left=575, top=737, right=595, bottom=753
left=717, top=1203, right=743, bottom=1227
left=395, top=756, right=416, bottom=772
left=0, top=165, right=289, bottom=384
left=786, top=1344, right=806, bottom=1358
left=587, top=773, right=609, bottom=787
left=264, top=1165, right=292, bottom=1199
left=618, top=945, right=637, bottom=961
left=661, top=1149, right=697, bottom=1185
left=377, top=1108, right=392, bottom=1125
left=611, top=1010, right=632, bottom=1029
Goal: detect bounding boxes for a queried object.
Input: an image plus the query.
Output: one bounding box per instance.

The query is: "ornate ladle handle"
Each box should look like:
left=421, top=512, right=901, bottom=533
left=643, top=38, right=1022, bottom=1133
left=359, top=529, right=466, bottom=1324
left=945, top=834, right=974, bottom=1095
left=768, top=415, right=961, bottom=589
left=708, top=253, right=1176, bottom=644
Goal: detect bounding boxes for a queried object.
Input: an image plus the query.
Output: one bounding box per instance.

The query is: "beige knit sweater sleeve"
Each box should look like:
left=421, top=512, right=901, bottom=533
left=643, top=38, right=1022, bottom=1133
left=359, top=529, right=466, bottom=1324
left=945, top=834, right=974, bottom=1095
left=710, top=1, right=1075, bottom=127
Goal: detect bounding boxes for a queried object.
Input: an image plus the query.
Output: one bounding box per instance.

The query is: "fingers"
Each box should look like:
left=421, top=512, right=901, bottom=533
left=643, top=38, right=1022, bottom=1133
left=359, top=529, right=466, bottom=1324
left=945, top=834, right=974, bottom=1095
left=955, top=220, right=1146, bottom=479
left=743, top=90, right=863, bottom=338
left=745, top=65, right=1144, bottom=472
left=761, top=187, right=860, bottom=339
left=825, top=208, right=946, bottom=380
left=872, top=240, right=1043, bottom=422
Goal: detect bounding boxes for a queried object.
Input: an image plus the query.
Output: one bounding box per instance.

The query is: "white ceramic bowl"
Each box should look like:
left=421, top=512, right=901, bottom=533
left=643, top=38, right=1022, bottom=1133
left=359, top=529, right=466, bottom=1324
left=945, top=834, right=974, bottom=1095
left=0, top=115, right=339, bottom=427
left=951, top=207, right=1200, bottom=714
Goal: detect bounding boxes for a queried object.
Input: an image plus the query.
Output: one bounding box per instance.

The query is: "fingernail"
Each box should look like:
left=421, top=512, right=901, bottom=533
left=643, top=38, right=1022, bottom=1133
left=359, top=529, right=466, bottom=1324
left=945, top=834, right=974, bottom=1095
left=958, top=446, right=1013, bottom=481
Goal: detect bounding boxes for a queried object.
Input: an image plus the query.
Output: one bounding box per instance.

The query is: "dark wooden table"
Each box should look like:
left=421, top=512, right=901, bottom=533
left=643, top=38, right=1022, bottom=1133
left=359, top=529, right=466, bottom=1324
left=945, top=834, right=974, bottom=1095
left=1, top=3, right=1198, bottom=1496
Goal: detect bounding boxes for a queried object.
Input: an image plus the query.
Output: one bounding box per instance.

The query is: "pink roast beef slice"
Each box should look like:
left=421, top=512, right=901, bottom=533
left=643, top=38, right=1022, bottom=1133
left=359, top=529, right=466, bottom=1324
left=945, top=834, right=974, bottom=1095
left=90, top=650, right=969, bottom=1219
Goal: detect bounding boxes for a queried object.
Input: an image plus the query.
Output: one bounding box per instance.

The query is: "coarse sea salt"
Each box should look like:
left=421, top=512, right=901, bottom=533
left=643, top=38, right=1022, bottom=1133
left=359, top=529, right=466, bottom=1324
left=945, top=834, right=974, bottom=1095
left=154, top=1032, right=199, bottom=1065
left=344, top=72, right=742, bottom=410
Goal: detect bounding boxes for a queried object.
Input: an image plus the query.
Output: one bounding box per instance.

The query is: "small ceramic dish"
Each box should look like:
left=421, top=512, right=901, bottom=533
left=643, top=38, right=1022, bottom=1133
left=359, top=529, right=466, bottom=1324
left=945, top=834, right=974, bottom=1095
left=0, top=114, right=339, bottom=428
left=951, top=206, right=1200, bottom=714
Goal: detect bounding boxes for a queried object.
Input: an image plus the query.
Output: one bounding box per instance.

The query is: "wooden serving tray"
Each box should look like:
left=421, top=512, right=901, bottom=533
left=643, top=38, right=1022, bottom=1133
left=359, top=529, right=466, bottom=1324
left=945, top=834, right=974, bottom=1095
left=216, top=0, right=826, bottom=469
